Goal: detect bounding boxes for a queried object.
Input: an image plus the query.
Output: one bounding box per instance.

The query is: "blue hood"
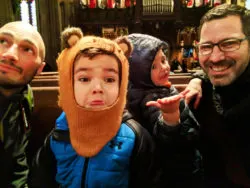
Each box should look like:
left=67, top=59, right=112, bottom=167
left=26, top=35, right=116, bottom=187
left=128, top=33, right=168, bottom=89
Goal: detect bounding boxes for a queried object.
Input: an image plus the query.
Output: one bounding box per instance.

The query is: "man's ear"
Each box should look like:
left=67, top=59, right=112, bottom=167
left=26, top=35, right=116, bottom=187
left=36, top=62, right=46, bottom=75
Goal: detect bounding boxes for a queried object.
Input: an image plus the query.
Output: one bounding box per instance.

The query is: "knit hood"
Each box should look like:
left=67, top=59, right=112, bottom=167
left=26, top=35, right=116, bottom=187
left=56, top=36, right=129, bottom=157
left=128, top=33, right=169, bottom=89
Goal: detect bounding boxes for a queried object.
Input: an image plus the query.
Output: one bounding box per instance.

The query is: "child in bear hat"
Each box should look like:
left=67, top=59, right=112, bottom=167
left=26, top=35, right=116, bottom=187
left=30, top=35, right=156, bottom=187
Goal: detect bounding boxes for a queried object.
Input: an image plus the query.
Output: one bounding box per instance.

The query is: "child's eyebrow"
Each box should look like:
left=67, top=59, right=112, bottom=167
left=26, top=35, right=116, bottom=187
left=74, top=67, right=118, bottom=74
left=104, top=68, right=118, bottom=74
left=74, top=67, right=88, bottom=74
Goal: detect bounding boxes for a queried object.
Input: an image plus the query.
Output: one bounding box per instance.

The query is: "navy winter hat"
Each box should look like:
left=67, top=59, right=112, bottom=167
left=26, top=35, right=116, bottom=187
left=128, top=33, right=168, bottom=89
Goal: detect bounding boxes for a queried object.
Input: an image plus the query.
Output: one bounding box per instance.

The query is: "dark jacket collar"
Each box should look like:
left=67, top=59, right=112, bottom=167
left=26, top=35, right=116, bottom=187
left=212, top=63, right=250, bottom=126
left=0, top=85, right=28, bottom=111
left=215, top=62, right=250, bottom=95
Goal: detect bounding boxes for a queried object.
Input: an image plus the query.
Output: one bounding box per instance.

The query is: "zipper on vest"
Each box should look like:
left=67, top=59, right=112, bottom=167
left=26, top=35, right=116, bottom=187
left=81, top=158, right=89, bottom=188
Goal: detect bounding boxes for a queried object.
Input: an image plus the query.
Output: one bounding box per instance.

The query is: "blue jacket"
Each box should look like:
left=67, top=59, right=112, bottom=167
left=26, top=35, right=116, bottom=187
left=30, top=111, right=156, bottom=188
left=51, top=112, right=135, bottom=187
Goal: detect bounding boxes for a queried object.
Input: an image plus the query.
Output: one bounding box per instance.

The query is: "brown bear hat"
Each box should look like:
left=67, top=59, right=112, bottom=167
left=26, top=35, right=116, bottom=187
left=57, top=36, right=129, bottom=157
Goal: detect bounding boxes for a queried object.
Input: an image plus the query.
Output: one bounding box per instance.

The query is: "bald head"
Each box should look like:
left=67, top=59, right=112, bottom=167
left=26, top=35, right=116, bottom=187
left=0, top=21, right=46, bottom=61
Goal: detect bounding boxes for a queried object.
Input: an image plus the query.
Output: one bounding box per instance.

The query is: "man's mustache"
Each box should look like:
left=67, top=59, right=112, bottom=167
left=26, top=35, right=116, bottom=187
left=205, top=59, right=235, bottom=67
left=0, top=59, right=22, bottom=73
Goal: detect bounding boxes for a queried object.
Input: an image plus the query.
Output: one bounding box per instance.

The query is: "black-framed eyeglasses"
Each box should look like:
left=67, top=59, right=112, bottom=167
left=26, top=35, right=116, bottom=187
left=196, top=37, right=248, bottom=56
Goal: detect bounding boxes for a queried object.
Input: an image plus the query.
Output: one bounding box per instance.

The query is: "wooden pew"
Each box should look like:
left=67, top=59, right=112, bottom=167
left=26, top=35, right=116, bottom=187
left=34, top=75, right=59, bottom=79
left=30, top=84, right=187, bottom=136
left=37, top=73, right=191, bottom=78
left=30, top=78, right=59, bottom=87
left=37, top=72, right=194, bottom=78
left=30, top=76, right=192, bottom=87
left=170, top=73, right=192, bottom=76
left=39, top=71, right=58, bottom=76
left=169, top=76, right=192, bottom=85
left=29, top=83, right=187, bottom=132
left=28, top=87, right=62, bottom=162
left=29, top=84, right=187, bottom=140
left=174, top=69, right=198, bottom=74
left=27, top=83, right=188, bottom=161
left=174, top=84, right=187, bottom=93
left=39, top=71, right=195, bottom=77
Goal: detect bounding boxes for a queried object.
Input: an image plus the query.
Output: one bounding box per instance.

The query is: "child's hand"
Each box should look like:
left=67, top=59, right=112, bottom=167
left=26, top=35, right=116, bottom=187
left=146, top=93, right=184, bottom=126
left=146, top=94, right=183, bottom=113
left=182, top=78, right=202, bottom=109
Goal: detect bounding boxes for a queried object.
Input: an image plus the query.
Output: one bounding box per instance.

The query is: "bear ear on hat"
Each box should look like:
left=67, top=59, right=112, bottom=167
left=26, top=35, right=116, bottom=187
left=114, top=36, right=133, bottom=60
left=61, top=27, right=84, bottom=49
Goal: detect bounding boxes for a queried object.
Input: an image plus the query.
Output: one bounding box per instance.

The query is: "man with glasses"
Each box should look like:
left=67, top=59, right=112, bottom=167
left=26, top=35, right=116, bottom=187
left=184, top=3, right=250, bottom=187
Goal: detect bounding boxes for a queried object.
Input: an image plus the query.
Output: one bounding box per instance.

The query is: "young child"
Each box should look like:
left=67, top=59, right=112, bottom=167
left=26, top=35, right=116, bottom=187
left=127, top=33, right=203, bottom=187
left=30, top=36, right=155, bottom=187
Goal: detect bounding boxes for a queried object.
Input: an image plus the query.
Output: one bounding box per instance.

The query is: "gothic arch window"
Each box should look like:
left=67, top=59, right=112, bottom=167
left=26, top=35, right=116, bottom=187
left=20, top=0, right=37, bottom=30
left=246, top=0, right=250, bottom=9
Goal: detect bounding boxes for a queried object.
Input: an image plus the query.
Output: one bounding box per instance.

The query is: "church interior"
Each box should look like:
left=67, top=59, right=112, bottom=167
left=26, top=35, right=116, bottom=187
left=0, top=0, right=248, bottom=71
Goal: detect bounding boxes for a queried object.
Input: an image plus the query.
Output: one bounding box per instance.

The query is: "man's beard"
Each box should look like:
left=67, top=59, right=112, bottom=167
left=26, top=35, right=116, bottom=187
left=0, top=77, right=28, bottom=89
left=202, top=59, right=236, bottom=86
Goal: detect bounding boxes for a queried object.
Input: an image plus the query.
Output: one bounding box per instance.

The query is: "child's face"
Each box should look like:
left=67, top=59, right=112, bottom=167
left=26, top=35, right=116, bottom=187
left=151, top=49, right=170, bottom=86
left=68, top=35, right=80, bottom=47
left=74, top=54, right=119, bottom=109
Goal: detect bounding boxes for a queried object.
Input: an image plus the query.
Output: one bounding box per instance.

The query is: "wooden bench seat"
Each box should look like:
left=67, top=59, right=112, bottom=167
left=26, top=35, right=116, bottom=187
left=29, top=83, right=187, bottom=138
left=30, top=76, right=192, bottom=87
left=28, top=83, right=187, bottom=162
left=30, top=78, right=59, bottom=87
left=34, top=75, right=59, bottom=79
left=39, top=71, right=194, bottom=76
left=169, top=76, right=192, bottom=84
left=39, top=71, right=58, bottom=76
left=28, top=87, right=62, bottom=161
left=29, top=84, right=187, bottom=141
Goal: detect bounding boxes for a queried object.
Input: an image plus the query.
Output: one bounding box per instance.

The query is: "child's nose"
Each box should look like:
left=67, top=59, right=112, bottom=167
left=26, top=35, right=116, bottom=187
left=92, top=80, right=103, bottom=94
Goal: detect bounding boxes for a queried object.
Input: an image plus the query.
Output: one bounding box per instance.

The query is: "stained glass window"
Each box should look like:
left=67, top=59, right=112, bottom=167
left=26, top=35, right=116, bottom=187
left=246, top=0, right=250, bottom=9
left=20, top=0, right=37, bottom=30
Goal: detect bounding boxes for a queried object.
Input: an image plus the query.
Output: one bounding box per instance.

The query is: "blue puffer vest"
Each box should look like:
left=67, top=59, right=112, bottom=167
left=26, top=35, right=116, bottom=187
left=50, top=112, right=136, bottom=188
